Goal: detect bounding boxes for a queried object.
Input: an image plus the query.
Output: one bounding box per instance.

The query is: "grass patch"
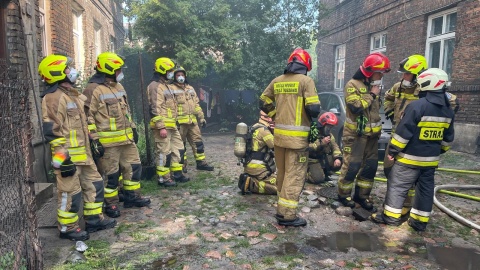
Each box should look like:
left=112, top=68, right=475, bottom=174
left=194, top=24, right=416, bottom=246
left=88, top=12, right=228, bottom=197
left=114, top=222, right=134, bottom=235
left=138, top=220, right=156, bottom=229
left=234, top=238, right=250, bottom=248
left=130, top=231, right=150, bottom=241
left=52, top=240, right=116, bottom=270
left=262, top=256, right=275, bottom=265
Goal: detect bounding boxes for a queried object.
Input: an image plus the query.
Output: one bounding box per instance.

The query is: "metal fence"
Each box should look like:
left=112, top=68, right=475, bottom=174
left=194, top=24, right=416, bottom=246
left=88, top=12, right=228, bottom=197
left=0, top=59, right=42, bottom=269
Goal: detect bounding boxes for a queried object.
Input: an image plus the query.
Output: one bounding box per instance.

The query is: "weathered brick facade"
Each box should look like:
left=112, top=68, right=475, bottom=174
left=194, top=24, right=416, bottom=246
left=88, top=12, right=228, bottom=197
left=317, top=0, right=480, bottom=153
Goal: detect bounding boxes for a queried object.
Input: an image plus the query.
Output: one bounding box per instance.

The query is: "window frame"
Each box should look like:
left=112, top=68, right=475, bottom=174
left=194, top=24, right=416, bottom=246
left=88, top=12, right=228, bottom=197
left=72, top=9, right=84, bottom=72
left=94, top=21, right=102, bottom=57
left=370, top=31, right=387, bottom=53
left=334, top=44, right=346, bottom=91
left=425, top=8, right=457, bottom=78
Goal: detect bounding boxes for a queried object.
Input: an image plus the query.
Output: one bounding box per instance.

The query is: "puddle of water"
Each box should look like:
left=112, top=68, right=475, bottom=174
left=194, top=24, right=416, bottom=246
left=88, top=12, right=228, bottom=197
left=306, top=232, right=382, bottom=252
left=275, top=242, right=300, bottom=255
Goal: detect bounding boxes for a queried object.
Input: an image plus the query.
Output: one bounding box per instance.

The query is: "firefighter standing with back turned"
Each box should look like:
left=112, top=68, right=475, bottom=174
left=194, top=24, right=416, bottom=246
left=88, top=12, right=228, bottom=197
left=39, top=54, right=116, bottom=241
left=169, top=67, right=215, bottom=172
left=238, top=111, right=277, bottom=195
left=306, top=112, right=343, bottom=185
left=259, top=48, right=321, bottom=227
left=84, top=52, right=150, bottom=219
left=337, top=52, right=391, bottom=213
left=383, top=55, right=459, bottom=220
left=147, top=57, right=190, bottom=187
left=372, top=68, right=455, bottom=231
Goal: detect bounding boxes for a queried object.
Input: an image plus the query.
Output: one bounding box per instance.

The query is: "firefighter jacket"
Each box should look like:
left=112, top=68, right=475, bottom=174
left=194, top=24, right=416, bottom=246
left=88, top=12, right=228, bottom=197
left=344, top=79, right=381, bottom=137
left=308, top=133, right=342, bottom=161
left=147, top=74, right=178, bottom=130
left=169, top=82, right=204, bottom=125
left=41, top=85, right=93, bottom=165
left=389, top=91, right=455, bottom=168
left=246, top=119, right=275, bottom=173
left=83, top=74, right=136, bottom=147
left=384, top=82, right=459, bottom=133
left=259, top=69, right=320, bottom=149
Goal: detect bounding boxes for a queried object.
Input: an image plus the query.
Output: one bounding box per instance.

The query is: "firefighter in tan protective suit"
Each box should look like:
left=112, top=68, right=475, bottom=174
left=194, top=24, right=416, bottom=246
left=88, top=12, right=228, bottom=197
left=84, top=52, right=150, bottom=219
left=147, top=57, right=190, bottom=187
left=39, top=54, right=116, bottom=241
left=238, top=111, right=277, bottom=195
left=337, top=52, right=391, bottom=213
left=169, top=67, right=214, bottom=171
left=306, top=112, right=343, bottom=185
left=260, top=48, right=321, bottom=227
left=382, top=54, right=459, bottom=221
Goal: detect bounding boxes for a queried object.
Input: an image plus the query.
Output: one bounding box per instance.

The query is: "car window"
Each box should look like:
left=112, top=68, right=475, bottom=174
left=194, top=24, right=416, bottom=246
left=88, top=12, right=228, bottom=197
left=319, top=94, right=331, bottom=110
left=329, top=95, right=342, bottom=113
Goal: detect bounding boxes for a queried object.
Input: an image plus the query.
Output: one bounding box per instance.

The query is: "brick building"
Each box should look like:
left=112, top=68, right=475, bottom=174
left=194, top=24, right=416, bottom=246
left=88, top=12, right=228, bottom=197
left=317, top=0, right=480, bottom=153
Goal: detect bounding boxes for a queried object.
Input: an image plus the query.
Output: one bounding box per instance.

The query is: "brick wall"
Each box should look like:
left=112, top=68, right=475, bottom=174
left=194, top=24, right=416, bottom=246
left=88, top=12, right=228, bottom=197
left=6, top=1, right=28, bottom=75
left=49, top=0, right=73, bottom=55
left=317, top=0, right=480, bottom=126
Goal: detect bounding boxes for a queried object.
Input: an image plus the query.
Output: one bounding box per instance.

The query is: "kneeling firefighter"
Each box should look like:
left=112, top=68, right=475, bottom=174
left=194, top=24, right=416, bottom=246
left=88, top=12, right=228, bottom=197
left=236, top=111, right=277, bottom=195
left=306, top=112, right=343, bottom=185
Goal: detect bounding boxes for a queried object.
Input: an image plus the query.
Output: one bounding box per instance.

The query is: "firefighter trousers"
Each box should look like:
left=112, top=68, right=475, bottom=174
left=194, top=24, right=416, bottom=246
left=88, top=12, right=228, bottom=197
left=382, top=163, right=435, bottom=230
left=152, top=128, right=184, bottom=178
left=275, top=146, right=308, bottom=220
left=338, top=135, right=379, bottom=199
left=179, top=123, right=207, bottom=161
left=245, top=162, right=277, bottom=195
left=306, top=158, right=341, bottom=184
left=56, top=163, right=105, bottom=233
left=97, top=143, right=143, bottom=206
left=383, top=142, right=415, bottom=214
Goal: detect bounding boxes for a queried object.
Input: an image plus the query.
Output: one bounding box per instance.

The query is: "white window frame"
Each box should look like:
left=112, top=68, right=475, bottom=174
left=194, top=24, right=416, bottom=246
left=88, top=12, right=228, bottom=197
left=334, top=44, right=346, bottom=91
left=39, top=0, right=48, bottom=57
left=94, top=21, right=102, bottom=57
left=72, top=9, right=84, bottom=73
left=370, top=31, right=387, bottom=53
left=425, top=8, right=456, bottom=78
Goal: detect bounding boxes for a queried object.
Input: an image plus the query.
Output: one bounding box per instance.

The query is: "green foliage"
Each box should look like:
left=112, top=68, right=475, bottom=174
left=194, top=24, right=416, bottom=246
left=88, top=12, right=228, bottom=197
left=0, top=252, right=27, bottom=270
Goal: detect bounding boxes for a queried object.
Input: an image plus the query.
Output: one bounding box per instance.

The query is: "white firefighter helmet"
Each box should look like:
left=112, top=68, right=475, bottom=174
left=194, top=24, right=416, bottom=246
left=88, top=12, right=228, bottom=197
left=417, top=68, right=449, bottom=91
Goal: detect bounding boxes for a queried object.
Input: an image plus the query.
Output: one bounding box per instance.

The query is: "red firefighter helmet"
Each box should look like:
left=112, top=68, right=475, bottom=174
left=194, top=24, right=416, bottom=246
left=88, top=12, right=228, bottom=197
left=288, top=48, right=312, bottom=71
left=318, top=112, right=338, bottom=127
left=360, top=52, right=391, bottom=78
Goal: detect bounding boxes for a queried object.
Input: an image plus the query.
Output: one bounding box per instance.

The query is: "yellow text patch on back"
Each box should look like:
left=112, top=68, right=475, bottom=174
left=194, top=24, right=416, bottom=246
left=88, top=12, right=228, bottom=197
left=274, top=82, right=299, bottom=94
left=420, top=127, right=444, bottom=140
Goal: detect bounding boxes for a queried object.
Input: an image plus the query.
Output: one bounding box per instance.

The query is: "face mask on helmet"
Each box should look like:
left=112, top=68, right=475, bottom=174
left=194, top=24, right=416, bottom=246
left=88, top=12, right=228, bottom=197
left=66, top=68, right=79, bottom=84
left=167, top=71, right=174, bottom=80
left=402, top=80, right=413, bottom=87
left=177, top=76, right=185, bottom=83
left=116, top=71, right=124, bottom=82
left=370, top=80, right=383, bottom=86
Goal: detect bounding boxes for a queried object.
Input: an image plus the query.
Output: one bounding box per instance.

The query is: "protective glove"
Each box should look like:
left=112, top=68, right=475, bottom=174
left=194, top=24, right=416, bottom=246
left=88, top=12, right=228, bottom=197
left=132, top=128, right=139, bottom=144
left=200, top=119, right=207, bottom=128
left=90, top=139, right=105, bottom=159
left=60, top=157, right=77, bottom=178
left=385, top=108, right=394, bottom=122
left=308, top=121, right=319, bottom=143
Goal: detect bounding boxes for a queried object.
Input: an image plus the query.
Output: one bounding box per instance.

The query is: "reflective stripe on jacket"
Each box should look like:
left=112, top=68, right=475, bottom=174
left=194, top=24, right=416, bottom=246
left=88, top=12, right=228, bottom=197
left=83, top=81, right=136, bottom=147
left=41, top=86, right=93, bottom=165
left=260, top=73, right=320, bottom=149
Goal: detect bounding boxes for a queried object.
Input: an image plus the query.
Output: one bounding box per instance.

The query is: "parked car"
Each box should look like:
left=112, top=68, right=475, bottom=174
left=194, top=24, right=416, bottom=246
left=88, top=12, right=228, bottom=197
left=318, top=92, right=392, bottom=160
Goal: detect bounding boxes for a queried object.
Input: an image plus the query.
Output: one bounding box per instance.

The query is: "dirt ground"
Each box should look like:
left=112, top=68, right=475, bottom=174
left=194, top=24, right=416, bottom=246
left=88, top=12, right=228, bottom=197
left=40, top=133, right=480, bottom=270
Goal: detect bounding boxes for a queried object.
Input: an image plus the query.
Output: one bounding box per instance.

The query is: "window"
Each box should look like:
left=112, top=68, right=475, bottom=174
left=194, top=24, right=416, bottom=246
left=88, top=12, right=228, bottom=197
left=370, top=32, right=387, bottom=53
left=72, top=10, right=84, bottom=72
left=425, top=8, right=456, bottom=78
left=94, top=21, right=102, bottom=57
left=39, top=0, right=49, bottom=57
left=109, top=36, right=116, bottom=52
left=334, top=44, right=346, bottom=90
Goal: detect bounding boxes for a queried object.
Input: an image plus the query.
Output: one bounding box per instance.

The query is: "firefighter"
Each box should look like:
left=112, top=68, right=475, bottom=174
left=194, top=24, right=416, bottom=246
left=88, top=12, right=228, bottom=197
left=84, top=52, right=150, bottom=218
left=259, top=48, right=321, bottom=227
left=383, top=55, right=460, bottom=220
left=39, top=54, right=116, bottom=240
left=169, top=67, right=215, bottom=171
left=306, top=112, right=342, bottom=185
left=238, top=111, right=277, bottom=195
left=147, top=57, right=190, bottom=187
left=372, top=68, right=455, bottom=231
left=337, top=52, right=391, bottom=213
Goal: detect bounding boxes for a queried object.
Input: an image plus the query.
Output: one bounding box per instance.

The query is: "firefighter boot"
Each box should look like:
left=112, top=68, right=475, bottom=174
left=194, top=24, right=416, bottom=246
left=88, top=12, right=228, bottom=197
left=173, top=171, right=190, bottom=183
left=354, top=197, right=377, bottom=213
left=85, top=215, right=117, bottom=233
left=408, top=218, right=427, bottom=232
left=275, top=214, right=307, bottom=227
left=118, top=189, right=124, bottom=203
left=59, top=228, right=90, bottom=241
left=104, top=204, right=120, bottom=218
left=196, top=160, right=214, bottom=171
left=338, top=195, right=356, bottom=208
left=158, top=174, right=177, bottom=187
left=124, top=190, right=151, bottom=208
left=238, top=173, right=251, bottom=195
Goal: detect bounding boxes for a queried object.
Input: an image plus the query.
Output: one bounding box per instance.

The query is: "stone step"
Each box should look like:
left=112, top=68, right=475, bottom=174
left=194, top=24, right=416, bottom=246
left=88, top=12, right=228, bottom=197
left=34, top=183, right=53, bottom=210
